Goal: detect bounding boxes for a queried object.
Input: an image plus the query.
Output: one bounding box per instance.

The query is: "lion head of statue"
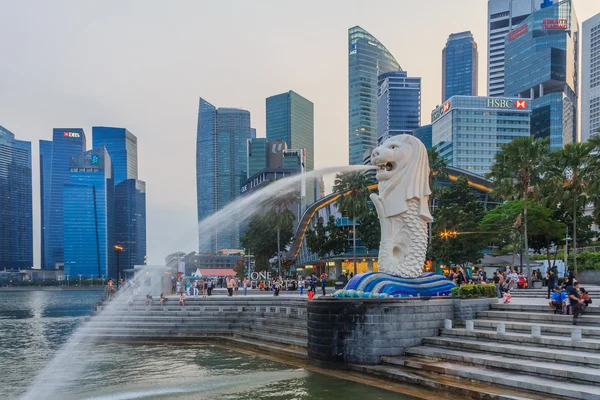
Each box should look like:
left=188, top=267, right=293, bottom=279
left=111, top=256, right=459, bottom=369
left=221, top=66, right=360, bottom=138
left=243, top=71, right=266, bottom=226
left=370, top=135, right=433, bottom=222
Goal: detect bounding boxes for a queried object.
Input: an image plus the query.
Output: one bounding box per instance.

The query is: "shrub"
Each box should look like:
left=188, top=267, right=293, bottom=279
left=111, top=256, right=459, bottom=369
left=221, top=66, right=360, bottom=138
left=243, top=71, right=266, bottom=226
left=451, top=284, right=497, bottom=299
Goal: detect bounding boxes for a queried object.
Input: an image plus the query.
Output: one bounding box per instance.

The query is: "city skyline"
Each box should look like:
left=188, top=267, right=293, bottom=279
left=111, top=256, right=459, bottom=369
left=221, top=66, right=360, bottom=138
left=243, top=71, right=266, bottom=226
left=1, top=0, right=598, bottom=265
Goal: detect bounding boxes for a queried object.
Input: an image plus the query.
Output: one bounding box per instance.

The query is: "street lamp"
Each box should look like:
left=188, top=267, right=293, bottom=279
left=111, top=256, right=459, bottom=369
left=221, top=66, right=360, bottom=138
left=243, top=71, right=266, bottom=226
left=114, top=245, right=124, bottom=289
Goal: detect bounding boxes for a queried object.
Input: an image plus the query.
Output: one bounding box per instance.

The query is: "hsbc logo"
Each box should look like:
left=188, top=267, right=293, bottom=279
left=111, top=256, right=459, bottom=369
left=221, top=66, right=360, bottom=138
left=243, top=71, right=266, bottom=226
left=514, top=100, right=528, bottom=109
left=432, top=101, right=452, bottom=122
left=486, top=98, right=528, bottom=109
left=442, top=101, right=451, bottom=112
left=63, top=132, right=81, bottom=138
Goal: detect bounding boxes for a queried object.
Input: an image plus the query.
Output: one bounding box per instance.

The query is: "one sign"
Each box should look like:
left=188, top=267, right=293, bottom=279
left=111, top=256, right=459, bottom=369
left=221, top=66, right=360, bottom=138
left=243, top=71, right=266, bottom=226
left=486, top=98, right=528, bottom=109
left=177, top=261, right=185, bottom=274
left=542, top=19, right=567, bottom=29
left=508, top=24, right=528, bottom=41
left=250, top=271, right=272, bottom=281
left=63, top=132, right=81, bottom=138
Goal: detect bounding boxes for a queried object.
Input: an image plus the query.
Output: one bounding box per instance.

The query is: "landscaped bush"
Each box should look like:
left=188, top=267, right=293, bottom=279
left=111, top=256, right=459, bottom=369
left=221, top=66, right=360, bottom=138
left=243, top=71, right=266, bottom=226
left=451, top=284, right=497, bottom=299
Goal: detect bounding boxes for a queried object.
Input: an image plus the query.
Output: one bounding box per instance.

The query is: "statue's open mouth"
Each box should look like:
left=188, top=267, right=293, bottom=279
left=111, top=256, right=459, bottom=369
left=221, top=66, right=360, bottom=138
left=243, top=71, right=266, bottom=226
left=376, top=162, right=394, bottom=171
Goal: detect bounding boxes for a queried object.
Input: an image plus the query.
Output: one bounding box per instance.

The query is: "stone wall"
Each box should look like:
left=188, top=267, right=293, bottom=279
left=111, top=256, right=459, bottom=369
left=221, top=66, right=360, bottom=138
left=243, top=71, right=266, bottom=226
left=578, top=270, right=600, bottom=285
left=453, top=298, right=497, bottom=324
left=307, top=298, right=454, bottom=367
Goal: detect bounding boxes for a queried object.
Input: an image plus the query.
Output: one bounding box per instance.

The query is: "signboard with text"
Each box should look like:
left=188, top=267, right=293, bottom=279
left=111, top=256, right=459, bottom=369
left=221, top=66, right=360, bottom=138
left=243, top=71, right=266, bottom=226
left=542, top=19, right=568, bottom=30
left=486, top=98, right=528, bottom=109
left=63, top=132, right=81, bottom=138
left=508, top=24, right=528, bottom=41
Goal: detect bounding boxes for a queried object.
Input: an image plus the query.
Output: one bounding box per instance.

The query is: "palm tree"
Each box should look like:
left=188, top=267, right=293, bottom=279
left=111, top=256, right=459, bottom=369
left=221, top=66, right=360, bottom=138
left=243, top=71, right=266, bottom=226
left=486, top=136, right=550, bottom=285
left=266, top=191, right=298, bottom=277
left=545, top=142, right=595, bottom=278
left=333, top=171, right=372, bottom=275
left=427, top=146, right=447, bottom=251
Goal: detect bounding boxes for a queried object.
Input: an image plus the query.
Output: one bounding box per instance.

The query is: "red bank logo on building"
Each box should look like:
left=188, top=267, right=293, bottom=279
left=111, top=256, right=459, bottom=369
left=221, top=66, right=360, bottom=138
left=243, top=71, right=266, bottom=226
left=508, top=24, right=528, bottom=42
left=514, top=100, right=528, bottom=109
left=442, top=101, right=451, bottom=112
left=63, top=131, right=80, bottom=138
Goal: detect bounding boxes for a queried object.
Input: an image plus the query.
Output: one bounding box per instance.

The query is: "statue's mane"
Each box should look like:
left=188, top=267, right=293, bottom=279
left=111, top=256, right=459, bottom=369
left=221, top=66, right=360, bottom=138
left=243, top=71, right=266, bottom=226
left=378, top=135, right=433, bottom=222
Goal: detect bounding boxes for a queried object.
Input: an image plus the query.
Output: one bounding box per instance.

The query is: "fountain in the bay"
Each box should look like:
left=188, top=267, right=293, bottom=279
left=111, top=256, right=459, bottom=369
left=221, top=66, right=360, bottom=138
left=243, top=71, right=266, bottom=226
left=21, top=165, right=373, bottom=400
left=334, top=135, right=457, bottom=298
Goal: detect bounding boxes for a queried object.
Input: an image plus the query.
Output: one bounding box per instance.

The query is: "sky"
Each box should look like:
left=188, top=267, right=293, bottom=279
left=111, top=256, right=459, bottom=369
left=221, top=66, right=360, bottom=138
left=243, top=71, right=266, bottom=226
left=1, top=0, right=598, bottom=267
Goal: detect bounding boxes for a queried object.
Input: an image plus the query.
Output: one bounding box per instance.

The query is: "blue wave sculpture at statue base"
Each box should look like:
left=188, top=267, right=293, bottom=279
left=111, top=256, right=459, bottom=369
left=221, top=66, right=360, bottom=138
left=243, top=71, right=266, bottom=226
left=332, top=272, right=457, bottom=298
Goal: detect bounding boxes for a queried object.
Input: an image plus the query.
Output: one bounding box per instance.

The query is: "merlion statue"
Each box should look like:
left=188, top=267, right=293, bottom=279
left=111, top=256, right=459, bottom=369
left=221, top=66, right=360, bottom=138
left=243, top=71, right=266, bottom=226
left=370, top=135, right=432, bottom=278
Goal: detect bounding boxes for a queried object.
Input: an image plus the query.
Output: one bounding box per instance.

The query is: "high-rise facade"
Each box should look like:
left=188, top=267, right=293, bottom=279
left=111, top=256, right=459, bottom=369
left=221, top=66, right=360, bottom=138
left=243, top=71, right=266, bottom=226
left=64, top=148, right=114, bottom=278
left=442, top=31, right=478, bottom=102
left=42, top=128, right=86, bottom=270
left=196, top=98, right=251, bottom=252
left=39, top=140, right=52, bottom=269
left=266, top=90, right=314, bottom=204
left=504, top=0, right=579, bottom=149
left=487, top=0, right=541, bottom=97
left=582, top=13, right=600, bottom=142
left=431, top=96, right=531, bottom=176
left=377, top=71, right=421, bottom=143
left=92, top=127, right=137, bottom=184
left=348, top=26, right=401, bottom=165
left=92, top=127, right=146, bottom=271
left=0, top=126, right=32, bottom=269
left=413, top=125, right=433, bottom=150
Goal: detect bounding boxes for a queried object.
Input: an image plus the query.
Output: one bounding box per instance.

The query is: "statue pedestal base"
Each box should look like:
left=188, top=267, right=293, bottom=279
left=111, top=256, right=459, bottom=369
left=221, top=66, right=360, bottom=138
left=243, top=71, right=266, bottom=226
left=333, top=272, right=456, bottom=298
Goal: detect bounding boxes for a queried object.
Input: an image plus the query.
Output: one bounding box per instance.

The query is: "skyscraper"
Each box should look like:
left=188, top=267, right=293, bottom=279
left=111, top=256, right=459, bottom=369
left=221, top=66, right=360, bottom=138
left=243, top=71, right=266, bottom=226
left=377, top=71, right=421, bottom=143
left=92, top=127, right=137, bottom=184
left=442, top=31, right=478, bottom=102
left=348, top=26, right=401, bottom=165
left=63, top=147, right=114, bottom=278
left=42, top=128, right=86, bottom=270
left=504, top=0, right=579, bottom=149
left=196, top=98, right=251, bottom=252
left=0, top=126, right=32, bottom=269
left=487, top=0, right=540, bottom=97
left=582, top=12, right=600, bottom=142
left=93, top=126, right=146, bottom=271
left=39, top=139, right=52, bottom=269
left=266, top=90, right=314, bottom=204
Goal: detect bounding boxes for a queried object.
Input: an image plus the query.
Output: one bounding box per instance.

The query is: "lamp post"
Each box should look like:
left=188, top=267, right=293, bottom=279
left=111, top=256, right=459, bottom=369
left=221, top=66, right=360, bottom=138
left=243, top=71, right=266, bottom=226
left=114, top=245, right=124, bottom=289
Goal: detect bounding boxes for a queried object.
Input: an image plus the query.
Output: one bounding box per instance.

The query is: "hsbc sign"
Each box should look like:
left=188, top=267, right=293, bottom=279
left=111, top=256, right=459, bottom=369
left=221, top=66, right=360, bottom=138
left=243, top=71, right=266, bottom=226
left=431, top=101, right=451, bottom=122
left=486, top=98, right=528, bottom=109
left=63, top=132, right=81, bottom=138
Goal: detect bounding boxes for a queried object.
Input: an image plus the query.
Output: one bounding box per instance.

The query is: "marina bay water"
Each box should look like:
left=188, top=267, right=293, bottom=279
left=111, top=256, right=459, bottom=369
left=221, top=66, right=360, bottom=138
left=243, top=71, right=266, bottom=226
left=0, top=290, right=413, bottom=400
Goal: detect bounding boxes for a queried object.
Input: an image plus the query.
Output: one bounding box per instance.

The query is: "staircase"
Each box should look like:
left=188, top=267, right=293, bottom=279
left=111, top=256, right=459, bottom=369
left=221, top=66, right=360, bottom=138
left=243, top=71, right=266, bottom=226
left=511, top=287, right=600, bottom=298
left=80, top=297, right=308, bottom=360
left=361, top=302, right=600, bottom=399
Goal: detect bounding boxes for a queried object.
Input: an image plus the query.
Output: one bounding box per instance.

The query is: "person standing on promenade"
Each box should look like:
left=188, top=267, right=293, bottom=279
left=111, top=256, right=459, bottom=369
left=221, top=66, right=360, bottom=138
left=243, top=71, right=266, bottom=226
left=492, top=272, right=501, bottom=298
left=226, top=276, right=234, bottom=296
left=547, top=270, right=557, bottom=299
left=321, top=274, right=327, bottom=296
left=243, top=278, right=248, bottom=296
left=273, top=278, right=281, bottom=296
left=234, top=278, right=239, bottom=296
left=310, top=274, right=317, bottom=293
left=298, top=276, right=304, bottom=295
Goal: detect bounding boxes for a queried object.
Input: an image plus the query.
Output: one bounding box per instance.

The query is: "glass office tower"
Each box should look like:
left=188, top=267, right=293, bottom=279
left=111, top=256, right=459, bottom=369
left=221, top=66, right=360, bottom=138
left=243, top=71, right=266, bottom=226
left=266, top=90, right=314, bottom=205
left=442, top=31, right=479, bottom=102
left=487, top=0, right=540, bottom=97
left=582, top=12, right=600, bottom=142
left=432, top=96, right=531, bottom=176
left=92, top=127, right=137, bottom=184
left=196, top=98, right=251, bottom=252
left=348, top=26, right=401, bottom=165
left=93, top=126, right=146, bottom=271
left=64, top=147, right=114, bottom=278
left=39, top=139, right=52, bottom=269
left=43, top=128, right=86, bottom=270
left=0, top=126, right=32, bottom=269
left=413, top=125, right=433, bottom=150
left=504, top=0, right=578, bottom=149
left=377, top=71, right=421, bottom=143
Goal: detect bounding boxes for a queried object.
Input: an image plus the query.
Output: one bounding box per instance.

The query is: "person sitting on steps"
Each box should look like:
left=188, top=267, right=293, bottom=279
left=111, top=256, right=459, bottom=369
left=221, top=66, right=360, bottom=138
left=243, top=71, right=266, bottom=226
left=548, top=287, right=566, bottom=314
left=568, top=281, right=584, bottom=326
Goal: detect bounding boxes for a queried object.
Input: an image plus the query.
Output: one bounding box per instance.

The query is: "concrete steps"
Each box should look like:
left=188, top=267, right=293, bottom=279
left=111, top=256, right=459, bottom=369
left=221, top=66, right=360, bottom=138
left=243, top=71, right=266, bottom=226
left=491, top=303, right=600, bottom=314
left=380, top=356, right=600, bottom=400
left=478, top=310, right=600, bottom=325
left=471, top=319, right=600, bottom=338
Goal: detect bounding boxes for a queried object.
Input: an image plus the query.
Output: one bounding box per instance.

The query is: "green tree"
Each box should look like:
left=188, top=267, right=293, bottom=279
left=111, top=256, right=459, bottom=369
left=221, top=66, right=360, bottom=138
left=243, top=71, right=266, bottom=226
left=486, top=136, right=550, bottom=285
left=541, top=143, right=594, bottom=277
left=428, top=146, right=448, bottom=196
left=233, top=259, right=247, bottom=280
left=431, top=177, right=487, bottom=269
left=333, top=171, right=372, bottom=275
left=479, top=200, right=523, bottom=267
left=356, top=205, right=380, bottom=252
left=240, top=212, right=294, bottom=275
left=265, top=191, right=298, bottom=277
left=306, top=215, right=349, bottom=258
